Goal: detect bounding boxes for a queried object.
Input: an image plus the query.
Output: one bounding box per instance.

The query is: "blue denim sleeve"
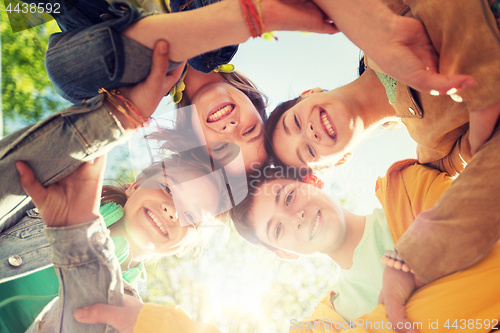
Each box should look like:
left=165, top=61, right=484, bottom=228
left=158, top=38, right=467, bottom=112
left=0, top=95, right=130, bottom=234
left=45, top=0, right=232, bottom=102
left=37, top=218, right=123, bottom=333
left=45, top=2, right=155, bottom=103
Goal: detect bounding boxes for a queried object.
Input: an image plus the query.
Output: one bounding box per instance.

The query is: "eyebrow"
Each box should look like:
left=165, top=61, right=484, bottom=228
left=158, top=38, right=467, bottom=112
left=266, top=185, right=284, bottom=241
left=282, top=114, right=290, bottom=135
left=247, top=126, right=264, bottom=144
left=296, top=148, right=306, bottom=165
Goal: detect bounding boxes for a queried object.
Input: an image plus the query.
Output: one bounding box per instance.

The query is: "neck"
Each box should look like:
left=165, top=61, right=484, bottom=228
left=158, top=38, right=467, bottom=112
left=108, top=218, right=149, bottom=269
left=332, top=67, right=397, bottom=131
left=327, top=209, right=366, bottom=269
left=183, top=66, right=224, bottom=101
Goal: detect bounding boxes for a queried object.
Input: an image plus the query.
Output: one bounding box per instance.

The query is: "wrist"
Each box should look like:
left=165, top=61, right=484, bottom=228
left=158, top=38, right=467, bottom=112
left=102, top=88, right=147, bottom=131
left=238, top=0, right=277, bottom=39
left=104, top=95, right=135, bottom=131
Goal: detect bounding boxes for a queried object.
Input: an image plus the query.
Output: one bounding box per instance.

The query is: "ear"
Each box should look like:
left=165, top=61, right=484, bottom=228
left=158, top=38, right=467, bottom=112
left=274, top=249, right=300, bottom=261
left=300, top=87, right=322, bottom=98
left=335, top=152, right=352, bottom=167
left=124, top=182, right=139, bottom=198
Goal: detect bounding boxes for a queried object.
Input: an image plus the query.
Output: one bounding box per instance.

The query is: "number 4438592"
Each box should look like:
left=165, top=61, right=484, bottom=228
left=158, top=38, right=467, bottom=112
left=444, top=319, right=498, bottom=330
left=5, top=2, right=60, bottom=14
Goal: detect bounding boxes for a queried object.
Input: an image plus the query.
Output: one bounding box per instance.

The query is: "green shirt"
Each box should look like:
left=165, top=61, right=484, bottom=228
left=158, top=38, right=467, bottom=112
left=333, top=209, right=395, bottom=322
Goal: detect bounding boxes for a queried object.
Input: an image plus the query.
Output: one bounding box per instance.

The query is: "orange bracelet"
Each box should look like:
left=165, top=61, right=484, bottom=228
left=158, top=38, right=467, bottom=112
left=240, top=0, right=259, bottom=37
left=99, top=88, right=162, bottom=133
left=240, top=0, right=277, bottom=40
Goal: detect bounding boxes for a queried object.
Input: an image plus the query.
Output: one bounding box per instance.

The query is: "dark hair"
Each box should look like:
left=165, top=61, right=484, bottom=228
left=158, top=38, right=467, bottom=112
left=230, top=167, right=303, bottom=252
left=149, top=71, right=268, bottom=154
left=358, top=53, right=367, bottom=77
left=263, top=96, right=302, bottom=168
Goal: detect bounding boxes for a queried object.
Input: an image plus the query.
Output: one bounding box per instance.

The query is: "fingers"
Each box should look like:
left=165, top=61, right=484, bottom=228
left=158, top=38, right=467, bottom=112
left=469, top=100, right=500, bottom=155
left=16, top=161, right=48, bottom=209
left=415, top=71, right=476, bottom=96
left=74, top=295, right=143, bottom=333
left=77, top=156, right=107, bottom=180
left=128, top=39, right=174, bottom=119
left=145, top=40, right=171, bottom=91
left=401, top=263, right=411, bottom=273
left=164, top=60, right=187, bottom=95
left=380, top=256, right=390, bottom=266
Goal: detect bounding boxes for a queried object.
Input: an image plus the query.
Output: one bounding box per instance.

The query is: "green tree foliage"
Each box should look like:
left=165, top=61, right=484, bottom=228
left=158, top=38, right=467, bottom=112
left=1, top=1, right=69, bottom=135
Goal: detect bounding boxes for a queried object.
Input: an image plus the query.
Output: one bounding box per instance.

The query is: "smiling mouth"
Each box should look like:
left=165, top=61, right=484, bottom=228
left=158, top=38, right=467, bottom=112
left=207, top=104, right=235, bottom=123
left=310, top=211, right=321, bottom=240
left=146, top=208, right=170, bottom=238
left=320, top=111, right=337, bottom=140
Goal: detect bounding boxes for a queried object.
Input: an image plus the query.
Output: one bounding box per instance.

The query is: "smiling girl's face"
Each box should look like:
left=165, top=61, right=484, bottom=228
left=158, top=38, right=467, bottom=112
left=249, top=178, right=346, bottom=257
left=190, top=82, right=267, bottom=171
left=123, top=171, right=220, bottom=256
left=271, top=89, right=364, bottom=169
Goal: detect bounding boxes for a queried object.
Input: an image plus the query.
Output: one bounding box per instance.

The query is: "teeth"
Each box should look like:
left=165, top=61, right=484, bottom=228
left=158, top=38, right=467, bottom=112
left=208, top=105, right=233, bottom=122
left=310, top=211, right=321, bottom=240
left=321, top=113, right=336, bottom=137
left=147, top=210, right=168, bottom=235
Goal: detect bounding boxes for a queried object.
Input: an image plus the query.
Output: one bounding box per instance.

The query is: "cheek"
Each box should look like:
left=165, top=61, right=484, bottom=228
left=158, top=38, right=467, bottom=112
left=240, top=107, right=262, bottom=127
left=124, top=215, right=150, bottom=247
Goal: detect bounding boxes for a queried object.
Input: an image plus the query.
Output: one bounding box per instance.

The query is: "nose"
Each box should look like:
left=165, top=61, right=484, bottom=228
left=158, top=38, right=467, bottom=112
left=306, top=122, right=320, bottom=142
left=161, top=202, right=178, bottom=222
left=220, top=120, right=238, bottom=134
left=291, top=210, right=305, bottom=229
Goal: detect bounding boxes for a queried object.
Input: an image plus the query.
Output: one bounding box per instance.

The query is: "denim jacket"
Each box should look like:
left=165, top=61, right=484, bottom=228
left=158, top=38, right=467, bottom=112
left=0, top=209, right=51, bottom=284
left=0, top=209, right=123, bottom=332
left=0, top=94, right=130, bottom=234
left=44, top=0, right=238, bottom=103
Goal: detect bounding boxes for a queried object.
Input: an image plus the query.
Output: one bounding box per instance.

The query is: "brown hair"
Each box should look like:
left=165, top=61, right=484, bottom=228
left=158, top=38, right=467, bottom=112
left=230, top=167, right=303, bottom=252
left=263, top=96, right=302, bottom=168
left=149, top=71, right=268, bottom=154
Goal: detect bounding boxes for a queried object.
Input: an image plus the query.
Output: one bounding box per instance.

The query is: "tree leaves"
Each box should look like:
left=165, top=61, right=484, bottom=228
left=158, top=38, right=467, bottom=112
left=1, top=2, right=69, bottom=135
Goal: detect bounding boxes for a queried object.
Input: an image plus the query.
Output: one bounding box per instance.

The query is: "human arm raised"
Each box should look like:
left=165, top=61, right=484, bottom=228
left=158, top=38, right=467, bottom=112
left=310, top=0, right=475, bottom=95
left=121, top=0, right=337, bottom=63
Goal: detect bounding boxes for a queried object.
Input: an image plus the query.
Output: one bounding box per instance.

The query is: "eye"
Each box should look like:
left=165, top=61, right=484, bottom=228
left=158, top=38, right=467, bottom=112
left=294, top=115, right=301, bottom=130
left=275, top=223, right=282, bottom=239
left=184, top=212, right=195, bottom=225
left=285, top=190, right=294, bottom=206
left=243, top=125, right=256, bottom=135
left=307, top=145, right=315, bottom=159
left=159, top=183, right=172, bottom=196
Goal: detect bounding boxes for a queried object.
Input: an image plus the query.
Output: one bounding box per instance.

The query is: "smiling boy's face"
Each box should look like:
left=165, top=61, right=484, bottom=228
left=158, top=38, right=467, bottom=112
left=249, top=179, right=346, bottom=259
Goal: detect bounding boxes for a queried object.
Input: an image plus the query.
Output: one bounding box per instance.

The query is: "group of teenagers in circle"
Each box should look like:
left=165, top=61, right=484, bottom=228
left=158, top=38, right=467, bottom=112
left=1, top=0, right=500, bottom=332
